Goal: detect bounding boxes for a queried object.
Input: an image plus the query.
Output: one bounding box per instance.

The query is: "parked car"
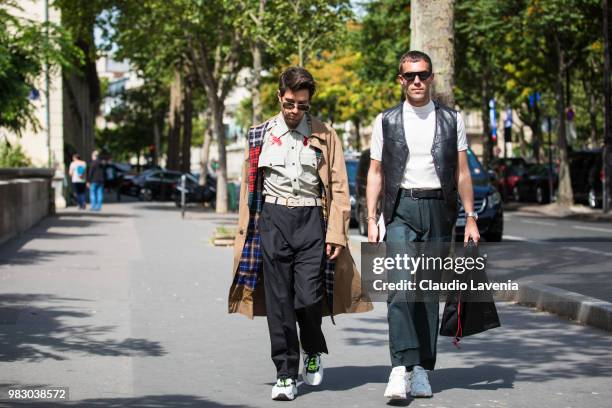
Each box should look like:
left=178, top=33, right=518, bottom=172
left=570, top=149, right=603, bottom=208
left=355, top=148, right=504, bottom=242
left=120, top=167, right=160, bottom=197
left=173, top=172, right=217, bottom=208
left=512, top=163, right=558, bottom=204
left=491, top=157, right=528, bottom=200
left=345, top=155, right=359, bottom=226
left=131, top=169, right=184, bottom=201
left=455, top=148, right=504, bottom=242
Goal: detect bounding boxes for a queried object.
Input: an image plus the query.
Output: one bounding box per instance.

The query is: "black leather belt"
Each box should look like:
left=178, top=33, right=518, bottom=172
left=401, top=188, right=444, bottom=199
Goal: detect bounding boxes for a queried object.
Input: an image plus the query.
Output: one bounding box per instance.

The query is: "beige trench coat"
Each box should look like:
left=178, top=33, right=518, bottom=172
left=228, top=116, right=373, bottom=319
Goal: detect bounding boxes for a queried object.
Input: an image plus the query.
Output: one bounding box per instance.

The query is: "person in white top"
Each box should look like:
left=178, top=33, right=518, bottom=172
left=68, top=154, right=87, bottom=209
left=366, top=50, right=480, bottom=401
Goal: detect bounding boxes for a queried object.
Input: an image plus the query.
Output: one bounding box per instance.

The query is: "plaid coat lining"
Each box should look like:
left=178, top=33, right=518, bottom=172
left=235, top=120, right=336, bottom=317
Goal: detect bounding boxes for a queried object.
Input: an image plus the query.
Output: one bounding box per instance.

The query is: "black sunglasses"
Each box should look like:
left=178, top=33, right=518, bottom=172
left=282, top=101, right=310, bottom=112
left=400, top=71, right=432, bottom=82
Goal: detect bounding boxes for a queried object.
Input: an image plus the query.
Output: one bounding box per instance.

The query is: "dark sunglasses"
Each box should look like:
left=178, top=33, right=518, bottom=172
left=400, top=71, right=432, bottom=82
left=282, top=101, right=310, bottom=112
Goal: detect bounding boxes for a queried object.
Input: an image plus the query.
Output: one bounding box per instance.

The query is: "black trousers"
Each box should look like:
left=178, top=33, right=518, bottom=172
left=259, top=202, right=328, bottom=380
left=386, top=194, right=454, bottom=370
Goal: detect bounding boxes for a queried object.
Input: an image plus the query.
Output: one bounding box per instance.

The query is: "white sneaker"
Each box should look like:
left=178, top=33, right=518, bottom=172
left=271, top=378, right=297, bottom=401
left=302, top=352, right=324, bottom=386
left=409, top=365, right=433, bottom=397
left=384, top=366, right=409, bottom=400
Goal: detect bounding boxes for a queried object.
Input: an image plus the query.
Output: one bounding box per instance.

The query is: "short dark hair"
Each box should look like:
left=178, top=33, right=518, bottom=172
left=398, top=50, right=433, bottom=73
left=278, top=67, right=316, bottom=98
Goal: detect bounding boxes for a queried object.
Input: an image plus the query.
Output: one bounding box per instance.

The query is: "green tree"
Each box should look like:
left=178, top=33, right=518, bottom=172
left=97, top=81, right=168, bottom=164
left=522, top=0, right=603, bottom=206
left=0, top=0, right=78, bottom=135
left=358, top=0, right=411, bottom=84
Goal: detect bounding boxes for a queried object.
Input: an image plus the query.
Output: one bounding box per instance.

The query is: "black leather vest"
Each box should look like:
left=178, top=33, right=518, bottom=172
left=381, top=100, right=458, bottom=225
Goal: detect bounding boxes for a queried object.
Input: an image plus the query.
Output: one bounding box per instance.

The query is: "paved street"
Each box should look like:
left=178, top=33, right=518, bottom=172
left=349, top=209, right=612, bottom=302
left=1, top=202, right=612, bottom=407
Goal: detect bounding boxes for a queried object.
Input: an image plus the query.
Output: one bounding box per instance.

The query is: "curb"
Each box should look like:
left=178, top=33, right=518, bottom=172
left=349, top=236, right=612, bottom=333
left=496, top=283, right=612, bottom=332
left=506, top=203, right=612, bottom=222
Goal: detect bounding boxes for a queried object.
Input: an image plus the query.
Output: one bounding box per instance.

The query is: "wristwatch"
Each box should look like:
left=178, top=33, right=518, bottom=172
left=466, top=211, right=479, bottom=221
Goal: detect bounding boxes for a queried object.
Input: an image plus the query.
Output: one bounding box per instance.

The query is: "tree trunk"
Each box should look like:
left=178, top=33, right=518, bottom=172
left=167, top=68, right=182, bottom=170
left=210, top=99, right=228, bottom=212
left=481, top=76, right=492, bottom=168
left=354, top=118, right=361, bottom=151
left=519, top=126, right=527, bottom=159
left=532, top=99, right=542, bottom=164
left=555, top=39, right=574, bottom=207
left=251, top=0, right=265, bottom=124
left=199, top=108, right=212, bottom=186
left=181, top=79, right=193, bottom=173
left=410, top=0, right=455, bottom=106
left=153, top=116, right=161, bottom=166
left=251, top=42, right=263, bottom=124
left=582, top=78, right=599, bottom=146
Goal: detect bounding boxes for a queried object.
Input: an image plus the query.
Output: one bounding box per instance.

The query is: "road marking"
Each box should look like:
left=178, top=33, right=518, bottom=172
left=519, top=219, right=556, bottom=227
left=572, top=225, right=612, bottom=233
left=561, top=246, right=612, bottom=257
left=502, top=235, right=529, bottom=241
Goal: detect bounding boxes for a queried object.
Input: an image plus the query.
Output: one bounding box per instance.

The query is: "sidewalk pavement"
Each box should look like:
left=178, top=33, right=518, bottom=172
left=505, top=202, right=612, bottom=222
left=1, top=202, right=611, bottom=407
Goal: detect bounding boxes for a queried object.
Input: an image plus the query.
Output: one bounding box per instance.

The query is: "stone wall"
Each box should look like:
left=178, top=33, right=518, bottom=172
left=0, top=169, right=54, bottom=246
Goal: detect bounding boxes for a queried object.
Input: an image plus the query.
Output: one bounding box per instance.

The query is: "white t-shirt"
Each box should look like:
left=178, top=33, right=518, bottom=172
left=69, top=160, right=87, bottom=183
left=370, top=100, right=468, bottom=189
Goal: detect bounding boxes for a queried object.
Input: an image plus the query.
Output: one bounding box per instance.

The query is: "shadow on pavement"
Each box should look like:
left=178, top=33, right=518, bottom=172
left=0, top=211, right=127, bottom=266
left=349, top=304, right=612, bottom=384
left=431, top=365, right=516, bottom=392
left=3, top=394, right=253, bottom=407
left=0, top=294, right=166, bottom=362
left=297, top=365, right=389, bottom=396
left=0, top=249, right=95, bottom=266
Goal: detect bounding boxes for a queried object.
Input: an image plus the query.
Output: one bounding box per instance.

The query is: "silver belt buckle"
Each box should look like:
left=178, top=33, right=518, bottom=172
left=287, top=197, right=298, bottom=208
left=410, top=189, right=419, bottom=200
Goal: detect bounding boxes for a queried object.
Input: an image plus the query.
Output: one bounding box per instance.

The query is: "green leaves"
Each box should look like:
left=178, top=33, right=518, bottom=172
left=0, top=0, right=81, bottom=134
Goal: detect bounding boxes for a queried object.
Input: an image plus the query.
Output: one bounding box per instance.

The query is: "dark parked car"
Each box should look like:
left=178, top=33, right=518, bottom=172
left=491, top=157, right=528, bottom=200
left=570, top=149, right=603, bottom=208
left=455, top=148, right=504, bottom=242
left=512, top=163, right=558, bottom=204
left=355, top=148, right=504, bottom=242
left=131, top=169, right=183, bottom=201
left=173, top=172, right=217, bottom=208
left=120, top=167, right=161, bottom=197
left=345, top=155, right=359, bottom=226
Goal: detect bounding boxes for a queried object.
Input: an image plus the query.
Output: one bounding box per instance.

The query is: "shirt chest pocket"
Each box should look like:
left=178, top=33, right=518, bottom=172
left=261, top=152, right=285, bottom=168
left=299, top=148, right=319, bottom=184
left=299, top=148, right=317, bottom=169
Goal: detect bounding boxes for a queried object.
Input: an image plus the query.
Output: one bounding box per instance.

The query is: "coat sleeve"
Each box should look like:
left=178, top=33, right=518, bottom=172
left=325, top=127, right=351, bottom=247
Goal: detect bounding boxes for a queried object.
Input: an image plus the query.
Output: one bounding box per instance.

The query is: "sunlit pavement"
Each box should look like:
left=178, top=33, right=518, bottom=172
left=1, top=202, right=611, bottom=408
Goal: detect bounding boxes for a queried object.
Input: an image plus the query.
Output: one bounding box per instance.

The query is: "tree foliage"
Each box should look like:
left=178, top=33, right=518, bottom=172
left=0, top=0, right=79, bottom=135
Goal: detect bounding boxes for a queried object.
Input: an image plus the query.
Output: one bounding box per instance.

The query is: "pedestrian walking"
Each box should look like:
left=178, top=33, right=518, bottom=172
left=87, top=150, right=105, bottom=212
left=228, top=67, right=372, bottom=401
left=365, top=50, right=480, bottom=401
left=68, top=154, right=87, bottom=209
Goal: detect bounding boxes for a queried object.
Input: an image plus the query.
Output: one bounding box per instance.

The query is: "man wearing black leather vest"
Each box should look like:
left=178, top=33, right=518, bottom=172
left=365, top=50, right=480, bottom=401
